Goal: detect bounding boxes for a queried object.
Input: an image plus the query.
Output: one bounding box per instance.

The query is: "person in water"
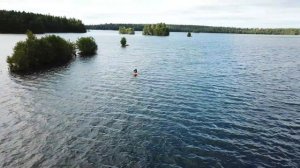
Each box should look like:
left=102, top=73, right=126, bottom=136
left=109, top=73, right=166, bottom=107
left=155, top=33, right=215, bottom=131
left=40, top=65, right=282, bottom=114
left=133, top=69, right=138, bottom=76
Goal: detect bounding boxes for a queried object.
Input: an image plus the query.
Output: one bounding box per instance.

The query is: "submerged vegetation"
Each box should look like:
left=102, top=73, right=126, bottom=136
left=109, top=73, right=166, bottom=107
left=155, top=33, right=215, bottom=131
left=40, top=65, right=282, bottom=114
left=7, top=31, right=75, bottom=73
left=7, top=32, right=99, bottom=73
left=76, top=37, right=98, bottom=56
left=143, top=23, right=170, bottom=36
left=119, top=27, right=135, bottom=34
left=87, top=23, right=300, bottom=35
left=120, top=37, right=127, bottom=47
left=0, top=10, right=86, bottom=33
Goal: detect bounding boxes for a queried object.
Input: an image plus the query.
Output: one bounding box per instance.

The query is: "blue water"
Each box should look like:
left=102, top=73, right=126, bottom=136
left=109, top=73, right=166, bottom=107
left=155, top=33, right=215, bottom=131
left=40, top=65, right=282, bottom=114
left=0, top=31, right=299, bottom=167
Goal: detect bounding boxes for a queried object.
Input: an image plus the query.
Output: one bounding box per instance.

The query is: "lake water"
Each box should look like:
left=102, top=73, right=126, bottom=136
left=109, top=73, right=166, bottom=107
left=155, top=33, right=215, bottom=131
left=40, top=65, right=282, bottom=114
left=0, top=31, right=299, bottom=168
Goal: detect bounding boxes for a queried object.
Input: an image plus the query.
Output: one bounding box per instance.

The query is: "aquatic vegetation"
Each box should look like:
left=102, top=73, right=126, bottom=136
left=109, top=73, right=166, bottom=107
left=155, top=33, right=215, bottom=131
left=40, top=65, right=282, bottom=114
left=121, top=37, right=127, bottom=47
left=7, top=31, right=75, bottom=73
left=76, top=37, right=98, bottom=56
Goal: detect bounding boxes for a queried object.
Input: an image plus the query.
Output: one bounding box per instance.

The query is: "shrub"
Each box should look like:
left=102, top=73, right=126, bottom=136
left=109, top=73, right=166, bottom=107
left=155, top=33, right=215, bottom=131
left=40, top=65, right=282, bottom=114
left=121, top=37, right=127, bottom=47
left=7, top=30, right=75, bottom=73
left=76, top=37, right=98, bottom=56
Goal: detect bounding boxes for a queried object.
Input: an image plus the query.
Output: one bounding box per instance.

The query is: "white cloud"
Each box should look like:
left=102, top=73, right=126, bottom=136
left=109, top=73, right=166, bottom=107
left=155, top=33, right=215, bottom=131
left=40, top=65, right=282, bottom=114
left=0, top=0, right=299, bottom=28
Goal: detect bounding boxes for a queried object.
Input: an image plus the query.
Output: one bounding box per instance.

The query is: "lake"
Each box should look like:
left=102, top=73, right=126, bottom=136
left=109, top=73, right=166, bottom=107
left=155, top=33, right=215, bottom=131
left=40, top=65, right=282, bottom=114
left=0, top=31, right=299, bottom=168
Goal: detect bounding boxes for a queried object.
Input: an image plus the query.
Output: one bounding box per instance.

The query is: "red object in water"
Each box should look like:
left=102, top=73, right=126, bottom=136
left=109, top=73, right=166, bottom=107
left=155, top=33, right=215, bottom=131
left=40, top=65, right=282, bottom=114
left=133, top=73, right=138, bottom=77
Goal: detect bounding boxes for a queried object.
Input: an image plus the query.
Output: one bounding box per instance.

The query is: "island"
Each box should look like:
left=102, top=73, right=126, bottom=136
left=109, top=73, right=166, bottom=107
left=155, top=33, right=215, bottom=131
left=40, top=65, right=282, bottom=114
left=7, top=31, right=75, bottom=73
left=119, top=27, right=135, bottom=34
left=7, top=31, right=98, bottom=73
left=143, top=23, right=170, bottom=36
left=0, top=10, right=86, bottom=34
left=76, top=37, right=98, bottom=56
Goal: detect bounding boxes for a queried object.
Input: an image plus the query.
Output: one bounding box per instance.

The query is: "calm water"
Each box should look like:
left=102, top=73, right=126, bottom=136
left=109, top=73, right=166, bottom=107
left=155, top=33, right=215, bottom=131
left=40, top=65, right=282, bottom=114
left=0, top=31, right=299, bottom=168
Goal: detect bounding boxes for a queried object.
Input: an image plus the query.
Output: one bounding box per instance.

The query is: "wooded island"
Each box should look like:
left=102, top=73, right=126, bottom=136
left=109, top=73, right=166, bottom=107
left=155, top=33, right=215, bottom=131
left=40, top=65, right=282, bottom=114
left=143, top=23, right=170, bottom=36
left=119, top=27, right=135, bottom=34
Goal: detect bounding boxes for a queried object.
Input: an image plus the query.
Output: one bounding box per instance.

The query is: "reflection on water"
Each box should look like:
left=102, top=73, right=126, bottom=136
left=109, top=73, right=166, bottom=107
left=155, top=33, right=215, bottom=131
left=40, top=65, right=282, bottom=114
left=0, top=31, right=299, bottom=167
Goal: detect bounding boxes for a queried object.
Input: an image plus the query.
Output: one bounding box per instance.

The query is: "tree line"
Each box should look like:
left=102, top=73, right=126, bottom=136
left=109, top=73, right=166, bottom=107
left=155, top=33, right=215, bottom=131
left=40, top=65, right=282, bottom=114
left=89, top=24, right=144, bottom=31
left=0, top=10, right=86, bottom=34
left=86, top=24, right=300, bottom=35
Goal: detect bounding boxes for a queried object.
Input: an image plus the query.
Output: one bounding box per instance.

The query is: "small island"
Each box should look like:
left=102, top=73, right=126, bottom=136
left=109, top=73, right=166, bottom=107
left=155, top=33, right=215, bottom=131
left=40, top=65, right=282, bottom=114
left=187, top=32, right=192, bottom=37
left=7, top=31, right=98, bottom=73
left=7, top=31, right=76, bottom=73
left=119, top=27, right=135, bottom=34
left=143, top=23, right=170, bottom=36
left=76, top=37, right=98, bottom=56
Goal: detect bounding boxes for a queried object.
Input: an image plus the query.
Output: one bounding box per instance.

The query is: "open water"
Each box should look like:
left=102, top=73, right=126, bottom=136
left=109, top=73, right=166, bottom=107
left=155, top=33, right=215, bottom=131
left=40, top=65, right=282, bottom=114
left=0, top=31, right=299, bottom=167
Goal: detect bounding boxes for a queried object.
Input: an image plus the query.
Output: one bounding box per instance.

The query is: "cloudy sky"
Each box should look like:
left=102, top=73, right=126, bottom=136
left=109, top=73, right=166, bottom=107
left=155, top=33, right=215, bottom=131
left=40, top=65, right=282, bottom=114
left=0, top=0, right=299, bottom=28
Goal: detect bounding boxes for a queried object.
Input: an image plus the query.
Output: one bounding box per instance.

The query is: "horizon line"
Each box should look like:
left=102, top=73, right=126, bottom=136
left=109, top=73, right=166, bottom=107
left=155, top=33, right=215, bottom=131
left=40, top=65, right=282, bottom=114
left=86, top=23, right=300, bottom=30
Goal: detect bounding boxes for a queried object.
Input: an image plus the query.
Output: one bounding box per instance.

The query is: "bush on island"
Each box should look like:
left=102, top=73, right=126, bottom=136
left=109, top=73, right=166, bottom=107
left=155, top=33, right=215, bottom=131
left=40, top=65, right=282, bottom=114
left=76, top=37, right=98, bottom=56
left=7, top=30, right=75, bottom=73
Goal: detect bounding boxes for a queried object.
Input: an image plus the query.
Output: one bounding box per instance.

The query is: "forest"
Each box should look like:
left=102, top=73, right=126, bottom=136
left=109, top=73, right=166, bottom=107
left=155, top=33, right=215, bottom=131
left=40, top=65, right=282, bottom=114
left=0, top=10, right=86, bottom=33
left=87, top=23, right=300, bottom=35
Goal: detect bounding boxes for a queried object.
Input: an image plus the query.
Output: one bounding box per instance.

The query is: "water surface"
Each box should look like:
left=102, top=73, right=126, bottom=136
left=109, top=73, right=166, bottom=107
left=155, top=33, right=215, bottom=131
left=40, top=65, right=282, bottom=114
left=0, top=31, right=299, bottom=167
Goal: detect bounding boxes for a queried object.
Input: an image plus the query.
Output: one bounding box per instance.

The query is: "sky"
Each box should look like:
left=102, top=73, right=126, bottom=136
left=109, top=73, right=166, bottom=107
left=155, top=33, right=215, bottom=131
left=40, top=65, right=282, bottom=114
left=0, top=0, right=299, bottom=28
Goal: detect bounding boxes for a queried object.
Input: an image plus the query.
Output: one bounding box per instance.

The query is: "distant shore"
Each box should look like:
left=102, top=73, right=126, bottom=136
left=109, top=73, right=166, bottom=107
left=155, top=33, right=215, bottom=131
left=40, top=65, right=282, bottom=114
left=86, top=23, right=300, bottom=35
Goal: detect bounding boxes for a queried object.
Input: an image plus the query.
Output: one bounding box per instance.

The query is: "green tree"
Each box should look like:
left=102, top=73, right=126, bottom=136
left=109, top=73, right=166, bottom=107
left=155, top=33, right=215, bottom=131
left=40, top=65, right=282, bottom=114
left=120, top=37, right=127, bottom=47
left=187, top=32, right=192, bottom=37
left=76, top=37, right=98, bottom=56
